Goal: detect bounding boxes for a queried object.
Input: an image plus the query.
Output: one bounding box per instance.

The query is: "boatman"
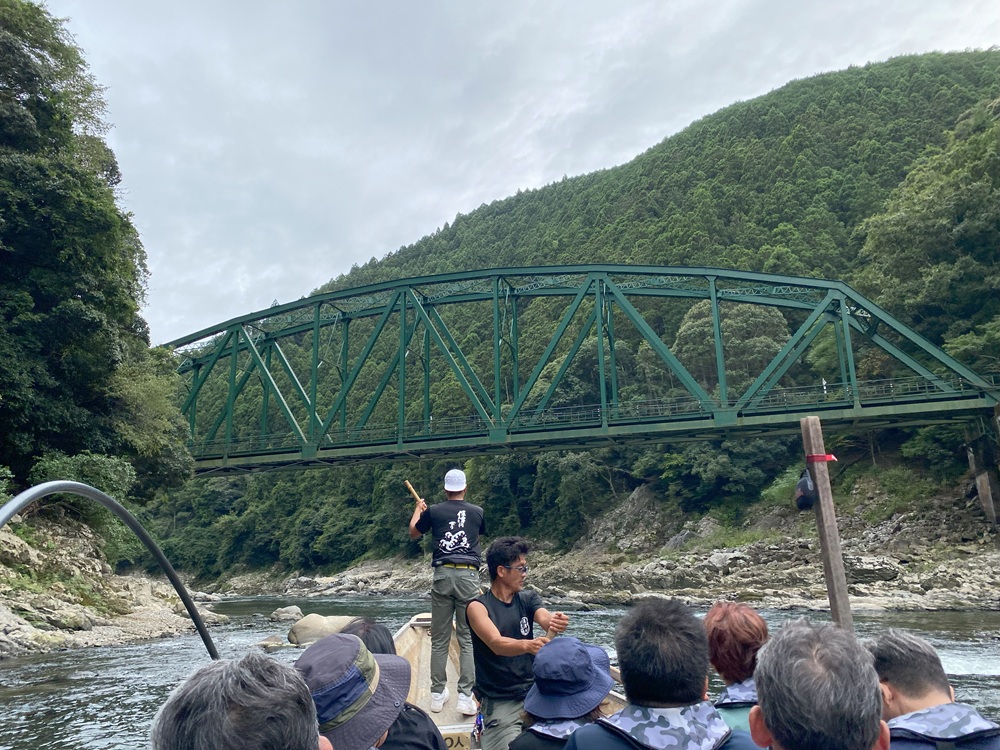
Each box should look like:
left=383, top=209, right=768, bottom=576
left=467, top=536, right=570, bottom=750
left=409, top=468, right=486, bottom=717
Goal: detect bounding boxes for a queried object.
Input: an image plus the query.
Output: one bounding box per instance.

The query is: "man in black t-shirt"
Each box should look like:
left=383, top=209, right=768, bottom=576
left=409, top=468, right=486, bottom=717
left=467, top=536, right=569, bottom=750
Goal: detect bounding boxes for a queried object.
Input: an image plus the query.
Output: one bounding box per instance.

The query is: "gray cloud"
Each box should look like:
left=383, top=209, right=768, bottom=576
left=43, top=0, right=1000, bottom=343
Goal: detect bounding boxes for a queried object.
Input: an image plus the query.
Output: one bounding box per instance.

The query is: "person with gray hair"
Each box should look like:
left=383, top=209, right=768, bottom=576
left=865, top=629, right=999, bottom=750
left=748, top=618, right=889, bottom=750
left=151, top=650, right=331, bottom=750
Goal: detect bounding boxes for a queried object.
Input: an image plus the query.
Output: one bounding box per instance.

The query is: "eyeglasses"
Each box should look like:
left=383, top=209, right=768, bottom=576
left=503, top=564, right=529, bottom=574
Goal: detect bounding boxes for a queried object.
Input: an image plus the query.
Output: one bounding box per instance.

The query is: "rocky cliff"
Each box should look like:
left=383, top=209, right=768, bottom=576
left=0, top=514, right=226, bottom=659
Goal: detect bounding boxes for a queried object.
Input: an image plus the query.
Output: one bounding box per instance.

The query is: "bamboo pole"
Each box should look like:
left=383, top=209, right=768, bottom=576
left=404, top=480, right=422, bottom=503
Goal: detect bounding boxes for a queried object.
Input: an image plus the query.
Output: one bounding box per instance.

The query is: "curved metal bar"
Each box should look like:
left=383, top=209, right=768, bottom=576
left=0, top=481, right=219, bottom=660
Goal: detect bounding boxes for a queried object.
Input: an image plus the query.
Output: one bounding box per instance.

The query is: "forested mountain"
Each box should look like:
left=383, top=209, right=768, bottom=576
left=147, top=51, right=1000, bottom=579
left=325, top=52, right=999, bottom=290
left=3, top=8, right=998, bottom=582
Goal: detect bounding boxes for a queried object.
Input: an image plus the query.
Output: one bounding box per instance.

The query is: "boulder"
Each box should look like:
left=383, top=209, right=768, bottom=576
left=172, top=601, right=230, bottom=625
left=255, top=634, right=289, bottom=652
left=0, top=528, right=41, bottom=567
left=270, top=605, right=304, bottom=622
left=844, top=555, right=902, bottom=583
left=665, top=530, right=696, bottom=550
left=288, top=614, right=355, bottom=645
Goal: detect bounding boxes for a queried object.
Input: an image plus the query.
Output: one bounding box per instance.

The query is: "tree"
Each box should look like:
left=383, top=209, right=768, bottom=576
left=853, top=99, right=1000, bottom=368
left=0, top=0, right=189, bottom=490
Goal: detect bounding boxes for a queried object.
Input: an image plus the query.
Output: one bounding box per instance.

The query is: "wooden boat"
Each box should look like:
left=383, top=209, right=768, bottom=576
left=393, top=613, right=626, bottom=749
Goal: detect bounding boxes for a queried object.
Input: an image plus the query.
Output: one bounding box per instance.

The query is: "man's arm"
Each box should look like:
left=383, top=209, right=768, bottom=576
left=408, top=497, right=428, bottom=539
left=467, top=600, right=549, bottom=656
left=534, top=608, right=569, bottom=635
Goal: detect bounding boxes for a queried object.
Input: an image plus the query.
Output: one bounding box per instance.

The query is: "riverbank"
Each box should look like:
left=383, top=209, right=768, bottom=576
left=0, top=515, right=227, bottom=659
left=237, top=477, right=1000, bottom=612
left=1, top=475, right=998, bottom=658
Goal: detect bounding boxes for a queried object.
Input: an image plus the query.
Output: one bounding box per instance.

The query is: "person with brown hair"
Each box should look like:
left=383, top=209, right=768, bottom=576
left=704, top=602, right=769, bottom=732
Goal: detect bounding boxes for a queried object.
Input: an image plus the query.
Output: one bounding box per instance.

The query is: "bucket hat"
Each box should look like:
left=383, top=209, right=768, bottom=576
left=523, top=637, right=614, bottom=720
left=295, top=633, right=410, bottom=750
left=444, top=468, right=467, bottom=492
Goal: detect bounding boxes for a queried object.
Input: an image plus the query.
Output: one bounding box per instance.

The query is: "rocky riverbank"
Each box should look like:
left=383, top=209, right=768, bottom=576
left=0, top=515, right=227, bottom=659
left=1, top=476, right=997, bottom=658
left=227, top=477, right=1000, bottom=612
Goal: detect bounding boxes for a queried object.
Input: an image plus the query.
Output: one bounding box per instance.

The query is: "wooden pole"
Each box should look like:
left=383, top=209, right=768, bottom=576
left=404, top=480, right=422, bottom=503
left=800, top=416, right=854, bottom=631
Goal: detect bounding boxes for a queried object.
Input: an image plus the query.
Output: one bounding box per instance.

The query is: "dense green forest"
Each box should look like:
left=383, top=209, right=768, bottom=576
left=0, top=1, right=189, bottom=539
left=2, top=0, right=998, bottom=579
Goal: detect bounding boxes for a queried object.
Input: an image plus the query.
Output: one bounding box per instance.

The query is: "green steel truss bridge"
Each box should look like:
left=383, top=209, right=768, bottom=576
left=167, top=266, right=999, bottom=475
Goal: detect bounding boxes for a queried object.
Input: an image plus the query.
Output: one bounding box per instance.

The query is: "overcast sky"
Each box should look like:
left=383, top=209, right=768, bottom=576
left=43, top=1, right=1000, bottom=345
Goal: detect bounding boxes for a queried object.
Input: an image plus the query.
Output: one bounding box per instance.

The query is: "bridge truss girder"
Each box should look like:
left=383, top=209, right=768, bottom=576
left=166, top=266, right=999, bottom=475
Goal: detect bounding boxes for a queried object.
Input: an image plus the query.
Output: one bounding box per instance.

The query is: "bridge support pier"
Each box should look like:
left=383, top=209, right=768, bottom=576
left=965, top=407, right=999, bottom=527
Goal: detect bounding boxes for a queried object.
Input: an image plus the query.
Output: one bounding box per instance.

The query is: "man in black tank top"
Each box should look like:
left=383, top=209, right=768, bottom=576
left=467, top=536, right=569, bottom=750
left=409, top=468, right=486, bottom=717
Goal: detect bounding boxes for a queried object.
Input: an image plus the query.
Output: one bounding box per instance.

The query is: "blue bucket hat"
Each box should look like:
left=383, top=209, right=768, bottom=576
left=523, top=637, right=614, bottom=720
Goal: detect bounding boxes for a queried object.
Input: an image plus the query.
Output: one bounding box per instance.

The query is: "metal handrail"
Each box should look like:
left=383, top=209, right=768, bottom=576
left=0, top=481, right=219, bottom=660
left=187, top=372, right=1000, bottom=458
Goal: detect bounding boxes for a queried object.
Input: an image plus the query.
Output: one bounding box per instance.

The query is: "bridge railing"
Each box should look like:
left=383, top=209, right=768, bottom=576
left=189, top=373, right=999, bottom=459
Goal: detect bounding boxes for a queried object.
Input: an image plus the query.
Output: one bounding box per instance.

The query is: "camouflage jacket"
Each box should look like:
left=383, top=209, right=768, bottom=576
left=529, top=718, right=590, bottom=740
left=594, top=702, right=735, bottom=750
left=889, top=703, right=1000, bottom=749
left=713, top=679, right=757, bottom=709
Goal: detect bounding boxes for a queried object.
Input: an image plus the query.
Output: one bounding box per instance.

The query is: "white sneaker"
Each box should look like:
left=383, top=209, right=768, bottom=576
left=430, top=686, right=449, bottom=713
left=456, top=693, right=478, bottom=716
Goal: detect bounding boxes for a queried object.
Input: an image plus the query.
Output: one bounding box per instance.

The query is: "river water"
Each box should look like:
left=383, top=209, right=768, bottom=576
left=2, top=596, right=999, bottom=750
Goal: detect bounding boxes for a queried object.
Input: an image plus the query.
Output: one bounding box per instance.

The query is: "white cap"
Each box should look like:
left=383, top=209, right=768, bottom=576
left=443, top=469, right=467, bottom=492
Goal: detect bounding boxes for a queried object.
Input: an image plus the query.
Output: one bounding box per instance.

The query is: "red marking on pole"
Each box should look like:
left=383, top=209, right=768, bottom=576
left=806, top=453, right=838, bottom=463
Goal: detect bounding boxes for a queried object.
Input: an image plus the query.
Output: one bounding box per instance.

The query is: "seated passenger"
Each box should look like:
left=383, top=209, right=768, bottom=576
left=865, top=629, right=1000, bottom=750
left=510, top=637, right=614, bottom=750
left=566, top=597, right=756, bottom=750
left=340, top=617, right=448, bottom=750
left=749, top=618, right=889, bottom=750
left=704, top=601, right=768, bottom=732
left=151, top=650, right=330, bottom=750
left=295, top=632, right=410, bottom=750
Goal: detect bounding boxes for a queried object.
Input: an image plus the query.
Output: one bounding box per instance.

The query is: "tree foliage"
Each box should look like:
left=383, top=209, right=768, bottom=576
left=853, top=98, right=1000, bottom=371
left=0, top=0, right=190, bottom=494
